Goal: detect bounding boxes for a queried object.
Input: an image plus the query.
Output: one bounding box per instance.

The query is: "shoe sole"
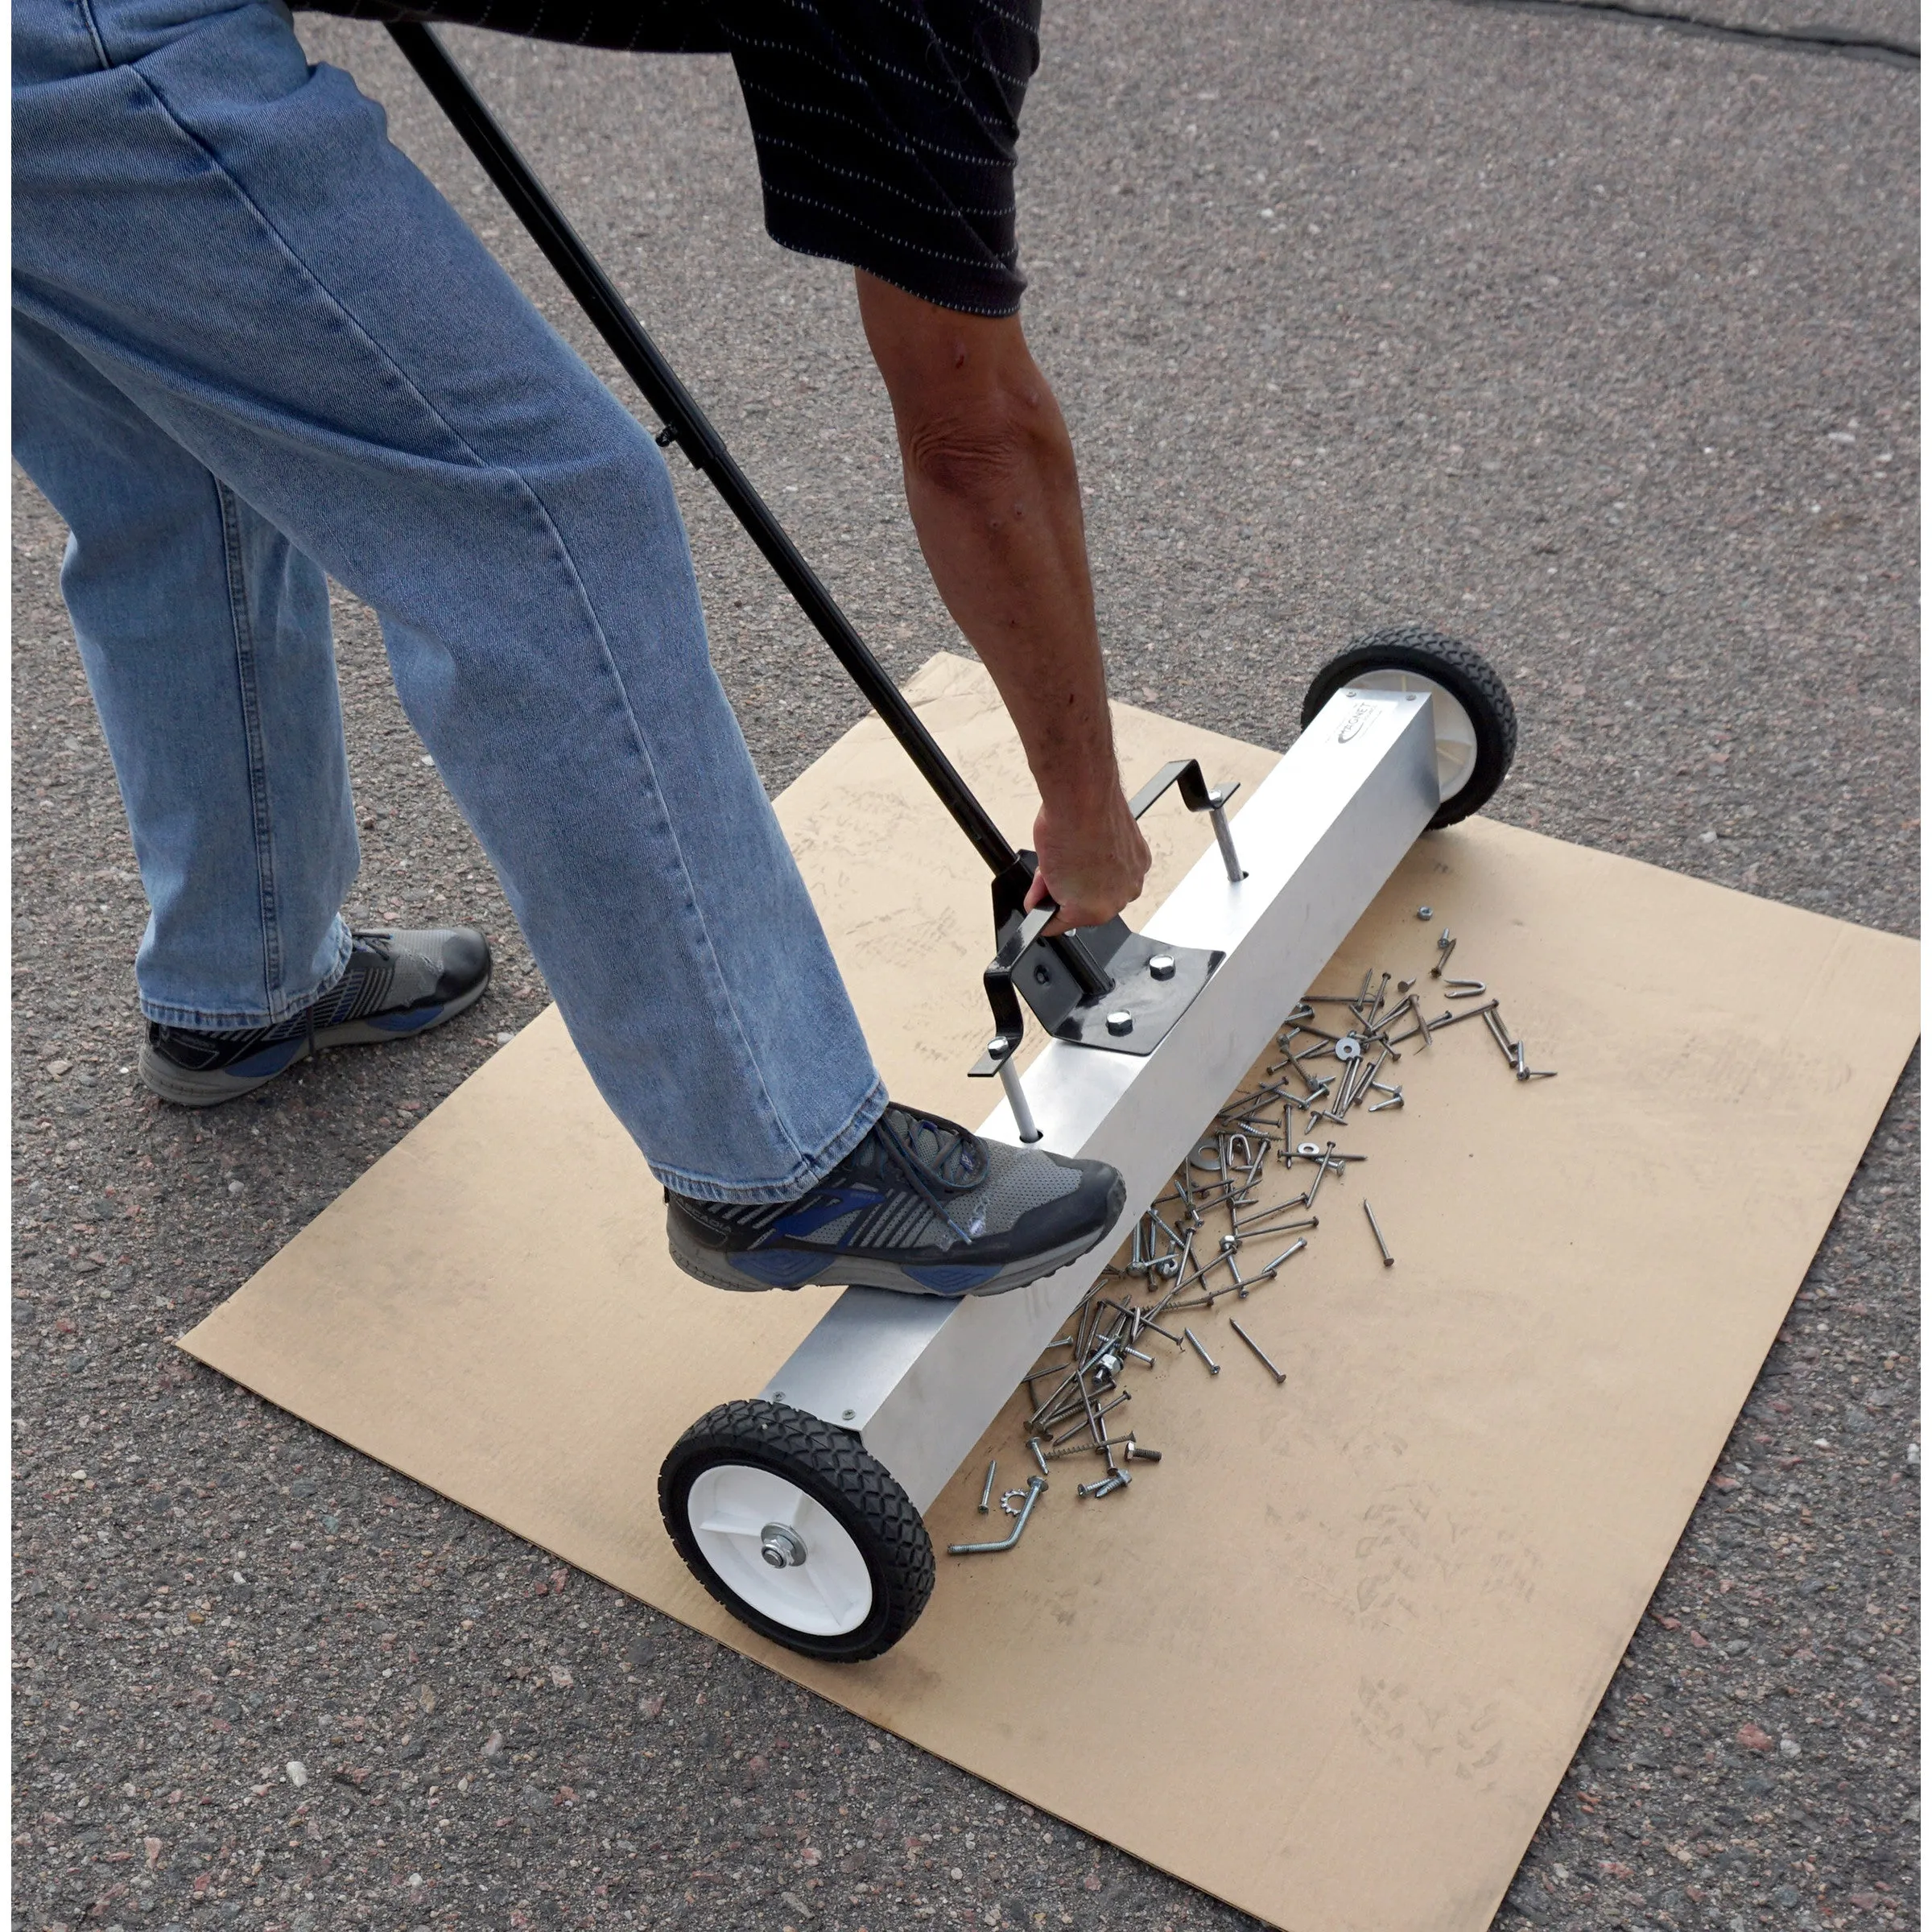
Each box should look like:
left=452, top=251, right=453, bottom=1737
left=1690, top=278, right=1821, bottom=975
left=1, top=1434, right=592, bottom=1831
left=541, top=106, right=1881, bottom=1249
left=138, top=966, right=492, bottom=1108
left=667, top=1176, right=1128, bottom=1299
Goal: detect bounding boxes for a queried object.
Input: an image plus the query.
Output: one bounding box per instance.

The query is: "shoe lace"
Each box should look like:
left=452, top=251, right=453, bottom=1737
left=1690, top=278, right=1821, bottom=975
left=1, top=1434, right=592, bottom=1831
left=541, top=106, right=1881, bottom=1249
left=858, top=1106, right=990, bottom=1243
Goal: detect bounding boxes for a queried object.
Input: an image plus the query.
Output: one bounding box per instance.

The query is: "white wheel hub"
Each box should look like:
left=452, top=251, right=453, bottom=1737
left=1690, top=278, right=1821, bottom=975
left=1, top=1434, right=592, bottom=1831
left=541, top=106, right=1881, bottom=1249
left=686, top=1463, right=873, bottom=1636
left=1346, top=670, right=1480, bottom=803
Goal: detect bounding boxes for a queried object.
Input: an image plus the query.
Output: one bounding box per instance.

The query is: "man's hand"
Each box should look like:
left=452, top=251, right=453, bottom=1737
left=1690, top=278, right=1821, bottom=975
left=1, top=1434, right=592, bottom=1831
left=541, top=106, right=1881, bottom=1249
left=854, top=270, right=1146, bottom=930
left=1024, top=790, right=1151, bottom=936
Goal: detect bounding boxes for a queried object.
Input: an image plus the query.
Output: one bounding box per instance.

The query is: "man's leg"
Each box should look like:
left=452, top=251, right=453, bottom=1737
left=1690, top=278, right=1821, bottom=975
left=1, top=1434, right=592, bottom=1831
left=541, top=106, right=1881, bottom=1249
left=11, top=0, right=885, bottom=1199
left=14, top=312, right=359, bottom=1029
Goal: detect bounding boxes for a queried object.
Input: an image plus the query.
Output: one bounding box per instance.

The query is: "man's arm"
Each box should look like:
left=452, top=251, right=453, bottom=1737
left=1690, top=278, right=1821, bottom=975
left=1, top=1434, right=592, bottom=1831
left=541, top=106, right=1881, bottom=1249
left=853, top=270, right=1150, bottom=936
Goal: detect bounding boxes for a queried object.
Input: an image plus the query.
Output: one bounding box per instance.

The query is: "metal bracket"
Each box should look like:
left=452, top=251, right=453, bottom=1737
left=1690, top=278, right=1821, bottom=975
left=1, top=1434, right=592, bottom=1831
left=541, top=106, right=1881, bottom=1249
left=1128, top=758, right=1245, bottom=883
left=967, top=760, right=1242, bottom=1087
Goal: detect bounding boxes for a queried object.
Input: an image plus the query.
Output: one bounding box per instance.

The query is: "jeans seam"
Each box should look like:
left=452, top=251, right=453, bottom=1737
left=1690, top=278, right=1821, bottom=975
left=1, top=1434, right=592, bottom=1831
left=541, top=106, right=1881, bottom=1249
left=71, top=0, right=109, bottom=69
left=212, top=476, right=287, bottom=1018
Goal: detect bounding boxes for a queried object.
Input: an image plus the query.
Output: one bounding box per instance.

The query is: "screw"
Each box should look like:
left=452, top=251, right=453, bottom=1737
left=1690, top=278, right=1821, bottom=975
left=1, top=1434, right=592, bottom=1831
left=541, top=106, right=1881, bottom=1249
left=1105, top=1010, right=1134, bottom=1036
left=1364, top=1199, right=1395, bottom=1268
left=978, top=1458, right=998, bottom=1513
left=841, top=1409, right=857, bottom=1422
left=1183, top=1327, right=1220, bottom=1375
left=1149, top=954, right=1176, bottom=981
left=1077, top=1473, right=1131, bottom=1500
left=1028, top=1437, right=1050, bottom=1476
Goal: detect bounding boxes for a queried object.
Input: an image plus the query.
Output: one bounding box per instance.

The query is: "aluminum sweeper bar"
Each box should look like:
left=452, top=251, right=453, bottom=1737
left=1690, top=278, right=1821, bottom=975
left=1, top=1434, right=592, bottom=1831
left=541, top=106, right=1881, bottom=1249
left=761, top=685, right=1439, bottom=1512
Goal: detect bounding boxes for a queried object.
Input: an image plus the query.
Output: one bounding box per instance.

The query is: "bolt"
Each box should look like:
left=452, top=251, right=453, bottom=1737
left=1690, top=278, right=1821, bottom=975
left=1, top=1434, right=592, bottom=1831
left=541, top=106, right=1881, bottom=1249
left=759, top=1523, right=807, bottom=1569
left=1149, top=954, right=1177, bottom=982
left=1105, top=1010, right=1134, bottom=1036
left=1124, top=1443, right=1162, bottom=1463
left=948, top=1476, right=1046, bottom=1555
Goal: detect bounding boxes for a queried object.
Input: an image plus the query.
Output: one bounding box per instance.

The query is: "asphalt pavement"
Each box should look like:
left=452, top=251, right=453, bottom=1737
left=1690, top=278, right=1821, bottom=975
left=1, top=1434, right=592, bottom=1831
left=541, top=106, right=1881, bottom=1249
left=10, top=2, right=1918, bottom=1929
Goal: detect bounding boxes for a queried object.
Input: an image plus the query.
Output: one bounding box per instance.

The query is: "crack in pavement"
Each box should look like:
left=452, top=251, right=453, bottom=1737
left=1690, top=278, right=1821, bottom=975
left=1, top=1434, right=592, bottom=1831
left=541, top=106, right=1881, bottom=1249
left=1452, top=0, right=1919, bottom=65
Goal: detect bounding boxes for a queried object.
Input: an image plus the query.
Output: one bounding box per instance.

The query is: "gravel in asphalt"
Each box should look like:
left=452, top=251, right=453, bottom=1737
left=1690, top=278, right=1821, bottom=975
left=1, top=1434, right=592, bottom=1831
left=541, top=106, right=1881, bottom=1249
left=11, top=2, right=1917, bottom=1929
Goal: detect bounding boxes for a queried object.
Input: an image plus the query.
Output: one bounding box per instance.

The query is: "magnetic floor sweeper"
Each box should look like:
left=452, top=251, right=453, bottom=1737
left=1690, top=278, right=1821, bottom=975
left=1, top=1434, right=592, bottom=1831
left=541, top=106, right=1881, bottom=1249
left=390, top=27, right=1521, bottom=1661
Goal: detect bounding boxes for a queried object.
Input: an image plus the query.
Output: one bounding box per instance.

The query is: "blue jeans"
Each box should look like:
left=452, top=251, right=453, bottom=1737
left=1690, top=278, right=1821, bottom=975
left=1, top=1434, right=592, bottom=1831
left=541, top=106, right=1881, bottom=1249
left=12, top=0, right=887, bottom=1200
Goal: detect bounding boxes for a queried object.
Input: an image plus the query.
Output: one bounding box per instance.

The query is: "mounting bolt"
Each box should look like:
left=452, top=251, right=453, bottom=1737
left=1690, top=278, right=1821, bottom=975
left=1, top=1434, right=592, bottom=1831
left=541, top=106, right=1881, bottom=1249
left=1148, top=954, right=1177, bottom=982
left=1105, top=1010, right=1134, bottom=1037
left=760, top=1523, right=807, bottom=1569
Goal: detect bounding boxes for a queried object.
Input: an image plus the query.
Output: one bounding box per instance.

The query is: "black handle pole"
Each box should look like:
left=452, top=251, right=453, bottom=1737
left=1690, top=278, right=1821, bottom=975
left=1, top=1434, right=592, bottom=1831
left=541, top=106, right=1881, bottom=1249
left=386, top=21, right=1019, bottom=881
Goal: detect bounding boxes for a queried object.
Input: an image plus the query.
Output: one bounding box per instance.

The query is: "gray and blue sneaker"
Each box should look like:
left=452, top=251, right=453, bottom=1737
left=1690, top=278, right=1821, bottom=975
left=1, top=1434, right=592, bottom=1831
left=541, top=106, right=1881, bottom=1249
left=138, top=926, right=492, bottom=1108
left=665, top=1104, right=1126, bottom=1298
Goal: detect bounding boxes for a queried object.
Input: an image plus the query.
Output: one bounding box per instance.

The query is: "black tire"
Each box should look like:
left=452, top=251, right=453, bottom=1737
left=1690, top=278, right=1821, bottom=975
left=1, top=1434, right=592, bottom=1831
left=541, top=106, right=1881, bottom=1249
left=658, top=1398, right=935, bottom=1662
left=1298, top=625, right=1517, bottom=828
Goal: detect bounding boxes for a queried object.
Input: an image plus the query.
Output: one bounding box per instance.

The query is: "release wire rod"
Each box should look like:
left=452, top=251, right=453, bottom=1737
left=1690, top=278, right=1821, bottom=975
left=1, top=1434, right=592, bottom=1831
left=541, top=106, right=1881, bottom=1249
left=386, top=22, right=1018, bottom=883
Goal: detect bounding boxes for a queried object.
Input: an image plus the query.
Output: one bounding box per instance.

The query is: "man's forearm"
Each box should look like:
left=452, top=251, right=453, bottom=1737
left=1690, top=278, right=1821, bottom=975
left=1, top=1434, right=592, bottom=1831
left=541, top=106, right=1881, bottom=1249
left=888, top=345, right=1115, bottom=813
left=855, top=271, right=1148, bottom=929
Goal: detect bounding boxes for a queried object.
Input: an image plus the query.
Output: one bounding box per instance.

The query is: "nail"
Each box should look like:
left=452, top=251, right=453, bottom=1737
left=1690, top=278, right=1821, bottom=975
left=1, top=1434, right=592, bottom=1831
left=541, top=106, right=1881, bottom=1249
left=1183, top=1327, right=1221, bottom=1375
left=1364, top=1199, right=1395, bottom=1268
left=978, top=1458, right=997, bottom=1513
left=1228, top=1319, right=1288, bottom=1385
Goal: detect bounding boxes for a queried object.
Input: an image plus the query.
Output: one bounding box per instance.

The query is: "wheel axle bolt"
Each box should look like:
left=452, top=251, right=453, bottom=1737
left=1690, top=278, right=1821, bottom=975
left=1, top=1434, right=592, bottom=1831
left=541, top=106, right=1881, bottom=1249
left=759, top=1523, right=807, bottom=1569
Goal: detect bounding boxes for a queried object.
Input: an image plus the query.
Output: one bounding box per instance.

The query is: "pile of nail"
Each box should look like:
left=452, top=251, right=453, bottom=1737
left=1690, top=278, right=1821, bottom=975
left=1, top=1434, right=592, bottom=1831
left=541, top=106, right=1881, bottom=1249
left=952, top=912, right=1555, bottom=1552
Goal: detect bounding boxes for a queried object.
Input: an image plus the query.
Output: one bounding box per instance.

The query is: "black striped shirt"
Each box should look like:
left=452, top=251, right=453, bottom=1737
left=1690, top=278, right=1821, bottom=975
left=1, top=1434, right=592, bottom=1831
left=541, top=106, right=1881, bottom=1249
left=300, top=0, right=1042, bottom=315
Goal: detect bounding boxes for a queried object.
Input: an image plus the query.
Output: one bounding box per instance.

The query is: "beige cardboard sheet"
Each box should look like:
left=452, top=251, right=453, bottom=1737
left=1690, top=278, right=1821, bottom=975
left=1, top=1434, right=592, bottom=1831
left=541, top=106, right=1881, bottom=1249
left=182, top=654, right=1919, bottom=1932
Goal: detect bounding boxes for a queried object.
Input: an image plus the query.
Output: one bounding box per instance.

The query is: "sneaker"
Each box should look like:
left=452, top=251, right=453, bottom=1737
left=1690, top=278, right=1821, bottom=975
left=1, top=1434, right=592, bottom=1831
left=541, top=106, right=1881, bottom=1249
left=138, top=926, right=493, bottom=1108
left=665, top=1103, right=1126, bottom=1298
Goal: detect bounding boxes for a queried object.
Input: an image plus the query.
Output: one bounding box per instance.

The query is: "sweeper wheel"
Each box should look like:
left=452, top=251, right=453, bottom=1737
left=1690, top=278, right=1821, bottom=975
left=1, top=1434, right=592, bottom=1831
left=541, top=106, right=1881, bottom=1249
left=1301, top=627, right=1517, bottom=828
left=659, top=1399, right=935, bottom=1661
